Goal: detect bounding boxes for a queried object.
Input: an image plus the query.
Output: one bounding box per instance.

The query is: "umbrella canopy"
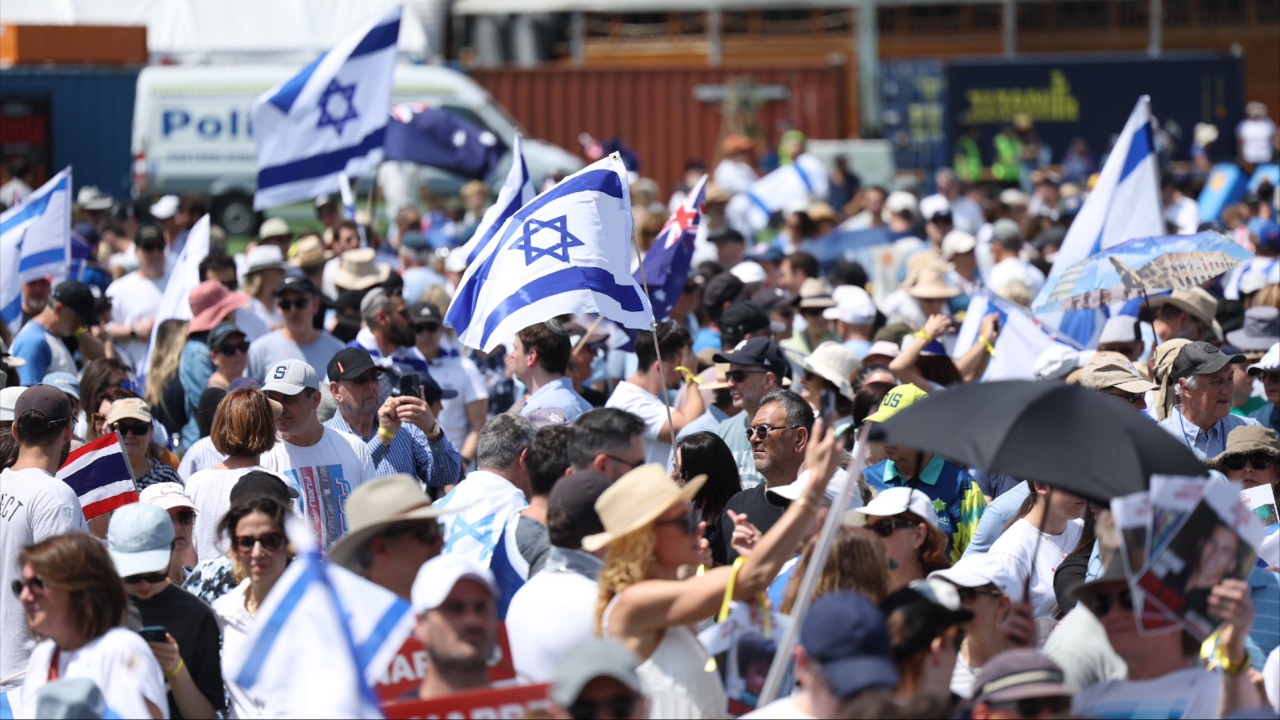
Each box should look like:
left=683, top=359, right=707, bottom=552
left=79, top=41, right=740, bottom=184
left=1032, top=232, right=1253, bottom=314
left=870, top=380, right=1203, bottom=503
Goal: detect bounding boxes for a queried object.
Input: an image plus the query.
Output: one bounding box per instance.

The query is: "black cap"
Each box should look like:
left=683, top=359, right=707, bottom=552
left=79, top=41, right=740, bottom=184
left=1171, top=341, right=1246, bottom=382
left=713, top=337, right=791, bottom=380
left=135, top=223, right=164, bottom=249
left=14, top=384, right=73, bottom=426
left=208, top=322, right=245, bottom=350
left=275, top=275, right=318, bottom=297
left=230, top=470, right=299, bottom=503
left=709, top=228, right=745, bottom=244
left=411, top=302, right=443, bottom=324
left=701, top=271, right=745, bottom=310
left=327, top=347, right=382, bottom=381
left=51, top=280, right=97, bottom=327
left=547, top=470, right=611, bottom=549
left=721, top=301, right=772, bottom=336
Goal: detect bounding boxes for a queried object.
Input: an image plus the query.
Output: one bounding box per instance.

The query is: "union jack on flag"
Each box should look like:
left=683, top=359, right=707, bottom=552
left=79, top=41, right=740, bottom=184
left=635, top=174, right=707, bottom=321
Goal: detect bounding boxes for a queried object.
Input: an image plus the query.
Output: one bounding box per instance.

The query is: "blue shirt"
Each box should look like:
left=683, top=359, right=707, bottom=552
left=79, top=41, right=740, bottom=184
left=520, top=377, right=592, bottom=421
left=10, top=321, right=58, bottom=384
left=323, top=412, right=463, bottom=488
left=692, top=327, right=721, bottom=355
left=1249, top=402, right=1279, bottom=432
left=864, top=454, right=987, bottom=560
left=963, top=481, right=1030, bottom=558
left=1157, top=407, right=1260, bottom=460
left=178, top=337, right=214, bottom=449
left=1247, top=566, right=1280, bottom=668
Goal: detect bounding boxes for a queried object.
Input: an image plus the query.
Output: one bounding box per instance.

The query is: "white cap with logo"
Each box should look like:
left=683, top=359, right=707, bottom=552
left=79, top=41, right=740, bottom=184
left=262, top=359, right=320, bottom=395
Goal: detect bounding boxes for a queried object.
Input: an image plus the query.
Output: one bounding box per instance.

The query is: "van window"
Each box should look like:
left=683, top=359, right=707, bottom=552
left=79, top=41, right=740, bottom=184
left=440, top=104, right=492, bottom=133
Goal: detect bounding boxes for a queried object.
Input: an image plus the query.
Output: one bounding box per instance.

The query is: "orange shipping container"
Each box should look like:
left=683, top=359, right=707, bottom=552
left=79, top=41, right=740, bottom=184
left=470, top=64, right=848, bottom=196
left=0, top=24, right=147, bottom=67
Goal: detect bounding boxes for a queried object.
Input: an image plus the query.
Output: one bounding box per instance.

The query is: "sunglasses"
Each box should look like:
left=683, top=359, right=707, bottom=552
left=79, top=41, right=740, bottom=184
left=1109, top=390, right=1145, bottom=405
left=1086, top=588, right=1134, bottom=618
left=173, top=510, right=196, bottom=525
left=278, top=298, right=310, bottom=311
left=799, top=307, right=827, bottom=317
left=10, top=576, right=47, bottom=597
left=345, top=371, right=381, bottom=386
left=746, top=423, right=799, bottom=441
left=654, top=508, right=700, bottom=536
left=113, top=421, right=151, bottom=437
left=986, top=696, right=1072, bottom=717
left=384, top=521, right=442, bottom=545
left=955, top=585, right=1005, bottom=603
left=414, top=322, right=441, bottom=333
left=234, top=532, right=287, bottom=552
left=726, top=369, right=768, bottom=383
left=217, top=341, right=251, bottom=356
left=123, top=571, right=169, bottom=585
left=568, top=695, right=639, bottom=720
left=868, top=518, right=919, bottom=537
left=1222, top=452, right=1275, bottom=471
left=604, top=454, right=643, bottom=472
left=139, top=243, right=166, bottom=254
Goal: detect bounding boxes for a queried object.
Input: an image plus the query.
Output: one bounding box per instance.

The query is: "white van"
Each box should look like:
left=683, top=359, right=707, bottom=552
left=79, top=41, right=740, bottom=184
left=131, top=64, right=582, bottom=235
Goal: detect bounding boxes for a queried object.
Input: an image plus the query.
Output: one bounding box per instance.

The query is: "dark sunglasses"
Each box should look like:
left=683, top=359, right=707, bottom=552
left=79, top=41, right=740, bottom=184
left=1222, top=452, right=1275, bottom=471
left=1109, top=390, right=1145, bottom=405
left=955, top=585, right=1004, bottom=603
left=345, top=371, right=381, bottom=386
left=414, top=322, right=441, bottom=333
left=746, top=423, right=799, bottom=441
left=217, top=341, right=251, bottom=356
left=173, top=510, right=196, bottom=525
left=1087, top=588, right=1134, bottom=617
left=799, top=307, right=826, bottom=317
left=278, top=298, right=310, bottom=311
left=139, top=243, right=166, bottom=254
left=123, top=571, right=170, bottom=585
left=868, top=518, right=919, bottom=537
left=654, top=508, right=700, bottom=536
left=987, top=695, right=1072, bottom=717
left=385, top=521, right=442, bottom=545
left=10, top=576, right=47, bottom=597
left=604, top=454, right=643, bottom=471
left=234, top=532, right=287, bottom=552
left=568, top=695, right=639, bottom=720
left=113, top=421, right=151, bottom=437
left=726, top=369, right=768, bottom=383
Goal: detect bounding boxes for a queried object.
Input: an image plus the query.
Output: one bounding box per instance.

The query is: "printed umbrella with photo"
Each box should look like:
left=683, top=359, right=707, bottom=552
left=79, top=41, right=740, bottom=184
left=1031, top=231, right=1254, bottom=315
left=869, top=380, right=1204, bottom=503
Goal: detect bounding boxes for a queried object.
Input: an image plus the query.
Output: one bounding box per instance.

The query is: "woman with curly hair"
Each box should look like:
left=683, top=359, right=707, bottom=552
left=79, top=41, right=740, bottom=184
left=587, top=420, right=841, bottom=719
left=847, top=487, right=952, bottom=593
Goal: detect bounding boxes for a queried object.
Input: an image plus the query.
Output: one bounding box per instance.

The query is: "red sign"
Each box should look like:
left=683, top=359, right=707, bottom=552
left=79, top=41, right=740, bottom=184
left=372, top=622, right=519, bottom=702
left=381, top=682, right=550, bottom=720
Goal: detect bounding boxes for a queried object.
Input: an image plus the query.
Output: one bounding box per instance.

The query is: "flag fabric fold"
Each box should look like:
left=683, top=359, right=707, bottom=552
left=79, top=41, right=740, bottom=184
left=384, top=103, right=506, bottom=180
left=636, top=174, right=706, bottom=321
left=0, top=167, right=71, bottom=333
left=725, top=153, right=829, bottom=236
left=56, top=432, right=138, bottom=520
left=252, top=4, right=401, bottom=210
left=455, top=134, right=534, bottom=267
left=445, top=153, right=654, bottom=353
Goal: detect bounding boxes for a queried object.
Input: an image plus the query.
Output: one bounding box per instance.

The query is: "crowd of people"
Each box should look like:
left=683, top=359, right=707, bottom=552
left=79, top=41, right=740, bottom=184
left=0, top=118, right=1279, bottom=720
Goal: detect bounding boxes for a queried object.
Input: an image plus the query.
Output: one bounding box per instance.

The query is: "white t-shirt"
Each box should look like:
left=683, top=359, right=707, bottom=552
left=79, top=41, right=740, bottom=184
left=185, top=465, right=274, bottom=563
left=261, top=428, right=374, bottom=549
left=987, top=257, right=1046, bottom=298
left=246, top=329, right=346, bottom=381
left=1238, top=117, right=1277, bottom=164
left=605, top=380, right=672, bottom=466
left=988, top=517, right=1083, bottom=618
left=425, top=352, right=489, bottom=447
left=106, top=270, right=167, bottom=366
left=19, top=628, right=168, bottom=719
left=506, top=565, right=599, bottom=682
left=1072, top=666, right=1220, bottom=719
left=0, top=467, right=87, bottom=692
left=740, top=695, right=813, bottom=719
left=213, top=579, right=264, bottom=719
left=951, top=650, right=976, bottom=699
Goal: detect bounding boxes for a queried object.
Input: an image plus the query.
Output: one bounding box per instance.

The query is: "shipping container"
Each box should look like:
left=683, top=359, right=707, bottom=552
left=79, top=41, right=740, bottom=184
left=470, top=64, right=848, bottom=197
left=0, top=66, right=140, bottom=198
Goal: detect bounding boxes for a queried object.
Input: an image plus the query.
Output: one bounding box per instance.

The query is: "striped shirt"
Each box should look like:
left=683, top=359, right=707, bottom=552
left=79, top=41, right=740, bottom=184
left=323, top=413, right=463, bottom=488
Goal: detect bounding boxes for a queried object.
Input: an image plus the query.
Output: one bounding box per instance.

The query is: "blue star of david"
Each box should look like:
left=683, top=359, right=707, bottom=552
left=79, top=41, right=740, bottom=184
left=317, top=78, right=359, bottom=136
left=511, top=215, right=585, bottom=266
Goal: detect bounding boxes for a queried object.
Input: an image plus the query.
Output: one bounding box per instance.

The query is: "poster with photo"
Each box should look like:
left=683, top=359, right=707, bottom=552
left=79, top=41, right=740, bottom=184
left=1111, top=491, right=1180, bottom=634
left=1242, top=484, right=1280, bottom=568
left=1136, top=482, right=1264, bottom=640
left=698, top=601, right=790, bottom=717
left=1148, top=475, right=1207, bottom=557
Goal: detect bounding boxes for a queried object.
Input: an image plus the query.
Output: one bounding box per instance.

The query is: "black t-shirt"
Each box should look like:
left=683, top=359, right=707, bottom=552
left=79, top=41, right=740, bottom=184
left=715, top=484, right=789, bottom=565
left=134, top=583, right=226, bottom=718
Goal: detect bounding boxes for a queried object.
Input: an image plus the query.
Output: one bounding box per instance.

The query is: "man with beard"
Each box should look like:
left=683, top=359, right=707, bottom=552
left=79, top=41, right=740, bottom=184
left=410, top=554, right=500, bottom=700
left=347, top=287, right=430, bottom=401
left=0, top=385, right=87, bottom=693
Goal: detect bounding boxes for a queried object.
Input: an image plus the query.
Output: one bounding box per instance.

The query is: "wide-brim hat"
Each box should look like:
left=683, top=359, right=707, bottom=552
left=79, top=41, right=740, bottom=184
left=289, top=235, right=332, bottom=268
left=581, top=465, right=707, bottom=553
left=244, top=245, right=290, bottom=275
left=1147, top=288, right=1217, bottom=329
left=1227, top=307, right=1280, bottom=352
left=795, top=278, right=838, bottom=309
left=799, top=342, right=858, bottom=400
left=333, top=248, right=391, bottom=291
left=1208, top=426, right=1280, bottom=469
left=188, top=280, right=250, bottom=333
left=1249, top=343, right=1280, bottom=377
left=328, top=475, right=463, bottom=571
left=906, top=267, right=961, bottom=300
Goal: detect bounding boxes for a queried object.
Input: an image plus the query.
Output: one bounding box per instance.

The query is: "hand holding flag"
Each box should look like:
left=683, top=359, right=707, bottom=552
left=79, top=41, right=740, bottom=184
left=637, top=174, right=706, bottom=321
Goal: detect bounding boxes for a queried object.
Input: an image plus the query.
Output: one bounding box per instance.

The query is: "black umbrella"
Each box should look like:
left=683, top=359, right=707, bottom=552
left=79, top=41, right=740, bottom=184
left=870, top=380, right=1203, bottom=503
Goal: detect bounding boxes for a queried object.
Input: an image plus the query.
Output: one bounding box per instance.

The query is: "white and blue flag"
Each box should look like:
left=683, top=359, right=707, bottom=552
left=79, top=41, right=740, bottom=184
left=445, top=153, right=654, bottom=353
left=138, top=214, right=210, bottom=383
left=1033, top=96, right=1163, bottom=346
left=455, top=133, right=535, bottom=267
left=725, top=153, right=829, bottom=237
left=0, top=167, right=71, bottom=333
left=231, top=515, right=413, bottom=718
left=251, top=3, right=401, bottom=211
left=954, top=291, right=1064, bottom=382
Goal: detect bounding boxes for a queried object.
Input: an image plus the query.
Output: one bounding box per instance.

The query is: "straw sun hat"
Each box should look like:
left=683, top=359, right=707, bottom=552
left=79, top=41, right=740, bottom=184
left=581, top=465, right=707, bottom=553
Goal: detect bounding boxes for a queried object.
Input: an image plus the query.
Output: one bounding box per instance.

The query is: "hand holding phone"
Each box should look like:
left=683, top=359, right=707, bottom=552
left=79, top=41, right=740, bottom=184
left=138, top=625, right=168, bottom=643
left=398, top=373, right=419, bottom=398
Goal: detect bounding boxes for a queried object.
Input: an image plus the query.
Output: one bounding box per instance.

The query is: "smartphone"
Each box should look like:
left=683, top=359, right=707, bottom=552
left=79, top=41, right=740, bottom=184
left=820, top=389, right=837, bottom=423
left=398, top=373, right=418, bottom=398
left=138, top=626, right=168, bottom=643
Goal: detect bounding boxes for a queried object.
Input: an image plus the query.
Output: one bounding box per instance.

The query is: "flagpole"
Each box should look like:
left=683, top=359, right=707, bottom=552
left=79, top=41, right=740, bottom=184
left=629, top=218, right=676, bottom=438
left=366, top=164, right=379, bottom=242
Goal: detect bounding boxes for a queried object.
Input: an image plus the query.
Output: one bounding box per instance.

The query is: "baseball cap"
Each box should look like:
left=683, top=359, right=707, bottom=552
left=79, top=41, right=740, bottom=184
left=41, top=372, right=81, bottom=401
left=751, top=287, right=795, bottom=314
left=1099, top=315, right=1142, bottom=345
left=135, top=223, right=164, bottom=249
left=550, top=638, right=642, bottom=708
left=107, top=503, right=175, bottom=578
left=140, top=482, right=195, bottom=512
left=14, top=385, right=72, bottom=426
left=150, top=194, right=179, bottom=220
left=973, top=649, right=1072, bottom=705
left=525, top=407, right=567, bottom=428
left=880, top=578, right=975, bottom=660
left=34, top=677, right=118, bottom=720
left=1170, top=341, right=1246, bottom=382
left=262, top=359, right=320, bottom=395
left=1248, top=343, right=1279, bottom=377
left=729, top=261, right=767, bottom=287
left=863, top=340, right=901, bottom=362
left=991, top=219, right=1023, bottom=247
left=713, top=337, right=791, bottom=381
left=275, top=275, right=318, bottom=297
left=326, top=348, right=381, bottom=383
left=824, top=286, right=877, bottom=326
left=702, top=272, right=745, bottom=311
left=51, top=280, right=97, bottom=327
left=929, top=552, right=1025, bottom=603
left=799, top=591, right=899, bottom=700
left=845, top=486, right=940, bottom=530
left=411, top=302, right=444, bottom=325
left=940, top=230, right=977, bottom=260
left=411, top=554, right=497, bottom=614
left=208, top=322, right=246, bottom=351
left=863, top=383, right=927, bottom=423
left=0, top=386, right=28, bottom=423
left=230, top=470, right=299, bottom=503
left=920, top=195, right=951, bottom=222
left=883, top=190, right=918, bottom=219
left=721, top=301, right=777, bottom=337
left=547, top=470, right=612, bottom=549
left=1079, top=354, right=1157, bottom=394
left=359, top=287, right=392, bottom=316
left=105, top=397, right=151, bottom=427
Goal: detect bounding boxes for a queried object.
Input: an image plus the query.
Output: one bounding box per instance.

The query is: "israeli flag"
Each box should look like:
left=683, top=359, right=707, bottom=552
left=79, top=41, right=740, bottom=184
left=725, top=153, right=829, bottom=237
left=0, top=167, right=71, bottom=333
left=252, top=3, right=401, bottom=211
left=137, top=214, right=210, bottom=382
left=1033, top=96, right=1163, bottom=346
left=231, top=515, right=413, bottom=718
left=445, top=153, right=655, bottom=353
left=456, top=133, right=535, bottom=267
left=955, top=290, right=1074, bottom=381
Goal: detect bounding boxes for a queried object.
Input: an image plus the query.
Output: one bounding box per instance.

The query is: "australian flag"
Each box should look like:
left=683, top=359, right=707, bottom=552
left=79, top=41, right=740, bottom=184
left=383, top=103, right=506, bottom=180
left=635, top=174, right=706, bottom=320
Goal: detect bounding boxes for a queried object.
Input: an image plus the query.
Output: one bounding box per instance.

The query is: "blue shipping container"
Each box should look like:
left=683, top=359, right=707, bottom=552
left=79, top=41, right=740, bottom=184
left=0, top=66, right=140, bottom=199
left=881, top=59, right=948, bottom=178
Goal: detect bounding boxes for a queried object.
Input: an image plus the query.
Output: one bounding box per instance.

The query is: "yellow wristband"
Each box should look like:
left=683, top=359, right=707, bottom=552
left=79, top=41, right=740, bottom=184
left=165, top=656, right=185, bottom=679
left=980, top=336, right=996, bottom=356
left=675, top=366, right=700, bottom=384
left=914, top=328, right=932, bottom=340
left=377, top=426, right=396, bottom=442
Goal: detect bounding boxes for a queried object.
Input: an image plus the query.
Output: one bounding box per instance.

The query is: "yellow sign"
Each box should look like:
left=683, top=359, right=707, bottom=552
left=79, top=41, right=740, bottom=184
left=964, top=70, right=1081, bottom=124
